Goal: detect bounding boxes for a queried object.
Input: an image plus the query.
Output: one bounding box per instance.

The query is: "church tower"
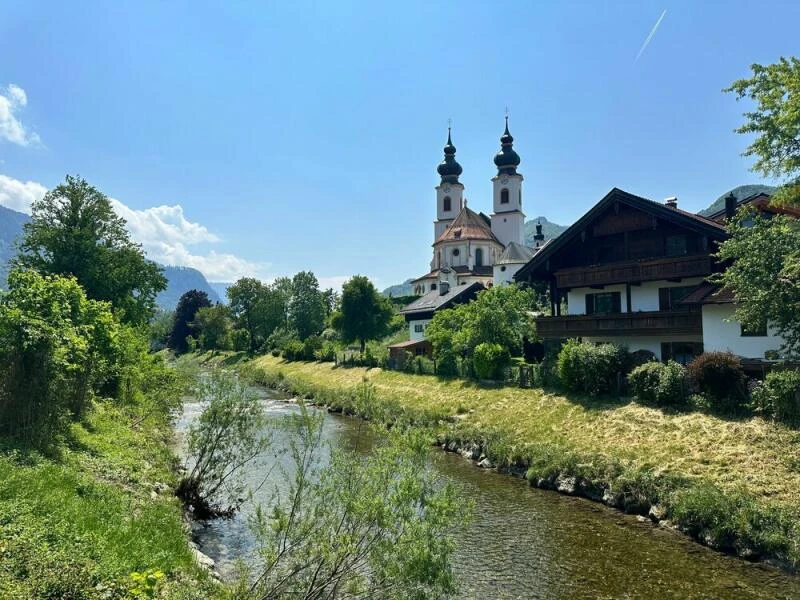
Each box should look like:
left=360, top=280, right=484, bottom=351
left=434, top=128, right=464, bottom=243
left=490, top=117, right=525, bottom=247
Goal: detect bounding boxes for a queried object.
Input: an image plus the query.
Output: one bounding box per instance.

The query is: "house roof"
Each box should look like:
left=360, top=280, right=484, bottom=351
left=399, top=281, right=485, bottom=316
left=387, top=339, right=432, bottom=350
left=496, top=242, right=537, bottom=265
left=411, top=265, right=493, bottom=283
left=434, top=206, right=501, bottom=245
left=514, top=187, right=729, bottom=282
left=680, top=282, right=736, bottom=305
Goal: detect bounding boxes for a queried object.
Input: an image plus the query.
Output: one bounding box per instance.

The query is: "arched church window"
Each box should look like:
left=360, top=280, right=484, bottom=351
left=443, top=196, right=452, bottom=211
left=501, top=188, right=509, bottom=204
left=475, top=248, right=483, bottom=267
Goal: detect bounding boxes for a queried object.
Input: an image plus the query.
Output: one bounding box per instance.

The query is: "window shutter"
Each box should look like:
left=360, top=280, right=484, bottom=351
left=658, top=288, right=670, bottom=311
left=585, top=294, right=594, bottom=315
left=612, top=292, right=621, bottom=313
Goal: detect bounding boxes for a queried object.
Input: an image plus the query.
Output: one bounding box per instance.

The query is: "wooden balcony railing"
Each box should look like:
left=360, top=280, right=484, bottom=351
left=536, top=309, right=703, bottom=338
left=554, top=255, right=713, bottom=289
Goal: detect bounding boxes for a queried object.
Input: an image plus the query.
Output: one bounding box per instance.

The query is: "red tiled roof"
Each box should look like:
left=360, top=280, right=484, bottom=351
left=434, top=206, right=501, bottom=245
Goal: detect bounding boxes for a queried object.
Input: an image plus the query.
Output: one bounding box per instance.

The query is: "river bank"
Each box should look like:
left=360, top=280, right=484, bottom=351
left=189, top=351, right=800, bottom=572
left=0, top=399, right=224, bottom=599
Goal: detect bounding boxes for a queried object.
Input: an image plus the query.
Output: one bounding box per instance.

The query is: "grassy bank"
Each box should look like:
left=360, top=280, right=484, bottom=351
left=199, top=352, right=800, bottom=570
left=0, top=401, right=224, bottom=599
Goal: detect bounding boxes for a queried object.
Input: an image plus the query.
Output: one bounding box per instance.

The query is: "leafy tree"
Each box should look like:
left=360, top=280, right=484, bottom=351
left=288, top=271, right=326, bottom=340
left=322, top=287, right=339, bottom=317
left=714, top=209, right=800, bottom=357
left=15, top=175, right=166, bottom=325
left=168, top=289, right=211, bottom=353
left=725, top=57, right=800, bottom=206
left=193, top=304, right=233, bottom=351
left=332, top=275, right=393, bottom=353
left=0, top=270, right=118, bottom=445
left=148, top=309, right=174, bottom=351
left=426, top=284, right=537, bottom=371
left=245, top=401, right=466, bottom=599
left=228, top=277, right=267, bottom=353
left=177, top=369, right=269, bottom=518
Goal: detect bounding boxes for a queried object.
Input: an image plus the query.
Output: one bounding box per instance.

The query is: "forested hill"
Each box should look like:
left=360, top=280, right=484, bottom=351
left=698, top=184, right=778, bottom=216
left=0, top=204, right=220, bottom=310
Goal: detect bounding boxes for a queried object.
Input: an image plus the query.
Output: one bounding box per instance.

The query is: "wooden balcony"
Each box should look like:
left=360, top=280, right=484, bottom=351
left=555, top=255, right=713, bottom=289
left=536, top=309, right=703, bottom=339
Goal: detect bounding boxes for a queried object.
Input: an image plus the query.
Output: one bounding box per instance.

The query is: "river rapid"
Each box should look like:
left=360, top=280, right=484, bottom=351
left=178, top=385, right=800, bottom=600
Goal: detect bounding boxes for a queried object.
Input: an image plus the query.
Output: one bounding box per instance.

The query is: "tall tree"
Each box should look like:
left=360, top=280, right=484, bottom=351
left=15, top=175, right=166, bottom=325
left=227, top=277, right=267, bottom=353
left=714, top=210, right=800, bottom=357
left=193, top=304, right=233, bottom=351
left=288, top=271, right=326, bottom=340
left=332, top=275, right=393, bottom=353
left=168, top=290, right=211, bottom=353
left=725, top=57, right=800, bottom=206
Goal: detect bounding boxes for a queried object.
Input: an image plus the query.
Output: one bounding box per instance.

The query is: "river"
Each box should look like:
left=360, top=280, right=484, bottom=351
left=178, top=385, right=800, bottom=599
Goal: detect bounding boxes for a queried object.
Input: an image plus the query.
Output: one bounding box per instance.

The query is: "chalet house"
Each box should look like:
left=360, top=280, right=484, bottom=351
left=388, top=281, right=484, bottom=364
left=514, top=188, right=788, bottom=364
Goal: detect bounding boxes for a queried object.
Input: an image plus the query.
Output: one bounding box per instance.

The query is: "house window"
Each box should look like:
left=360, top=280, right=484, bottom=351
left=430, top=283, right=437, bottom=291
left=501, top=188, right=509, bottom=204
left=741, top=319, right=768, bottom=337
left=661, top=342, right=703, bottom=365
left=475, top=248, right=484, bottom=266
left=443, top=196, right=451, bottom=212
left=658, top=286, right=695, bottom=311
left=585, top=291, right=621, bottom=315
left=414, top=324, right=424, bottom=333
left=665, top=234, right=687, bottom=257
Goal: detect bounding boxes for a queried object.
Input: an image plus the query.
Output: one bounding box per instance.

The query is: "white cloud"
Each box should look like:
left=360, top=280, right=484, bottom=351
left=0, top=172, right=265, bottom=281
left=0, top=84, right=41, bottom=146
left=0, top=174, right=47, bottom=213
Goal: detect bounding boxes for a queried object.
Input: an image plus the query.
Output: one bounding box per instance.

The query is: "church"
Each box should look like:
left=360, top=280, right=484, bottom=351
left=411, top=119, right=544, bottom=296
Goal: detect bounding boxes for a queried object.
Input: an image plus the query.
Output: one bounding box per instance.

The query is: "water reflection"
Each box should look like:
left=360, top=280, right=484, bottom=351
left=179, top=387, right=800, bottom=599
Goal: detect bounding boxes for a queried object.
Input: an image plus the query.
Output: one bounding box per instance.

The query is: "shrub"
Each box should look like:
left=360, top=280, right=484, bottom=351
left=686, top=352, right=747, bottom=412
left=302, top=335, right=323, bottom=361
left=628, top=361, right=686, bottom=406
left=751, top=369, right=800, bottom=425
left=473, top=342, right=510, bottom=380
left=281, top=340, right=305, bottom=361
left=314, top=340, right=337, bottom=362
left=435, top=349, right=459, bottom=377
left=556, top=339, right=627, bottom=395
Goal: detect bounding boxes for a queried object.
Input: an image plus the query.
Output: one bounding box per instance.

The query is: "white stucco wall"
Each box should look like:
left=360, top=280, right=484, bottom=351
left=629, top=277, right=705, bottom=312
left=493, top=263, right=523, bottom=286
left=409, top=319, right=431, bottom=341
left=702, top=304, right=783, bottom=359
left=583, top=335, right=704, bottom=360
left=566, top=284, right=628, bottom=315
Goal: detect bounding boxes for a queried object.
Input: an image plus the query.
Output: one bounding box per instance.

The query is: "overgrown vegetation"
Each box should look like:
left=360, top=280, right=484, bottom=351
left=556, top=340, right=626, bottom=395
left=628, top=360, right=687, bottom=407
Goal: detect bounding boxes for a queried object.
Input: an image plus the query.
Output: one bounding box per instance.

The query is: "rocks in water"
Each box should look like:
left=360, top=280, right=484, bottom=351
left=556, top=474, right=577, bottom=495
left=477, top=457, right=494, bottom=469
left=648, top=504, right=667, bottom=522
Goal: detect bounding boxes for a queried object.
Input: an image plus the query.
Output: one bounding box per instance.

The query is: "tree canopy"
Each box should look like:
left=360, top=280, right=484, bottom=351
left=714, top=209, right=800, bottom=358
left=332, top=275, right=393, bottom=352
left=15, top=175, right=166, bottom=325
left=288, top=271, right=326, bottom=340
left=168, top=289, right=212, bottom=353
left=725, top=57, right=800, bottom=206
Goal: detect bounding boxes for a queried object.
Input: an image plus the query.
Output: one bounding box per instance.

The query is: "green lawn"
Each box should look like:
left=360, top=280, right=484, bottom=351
left=0, top=402, right=223, bottom=600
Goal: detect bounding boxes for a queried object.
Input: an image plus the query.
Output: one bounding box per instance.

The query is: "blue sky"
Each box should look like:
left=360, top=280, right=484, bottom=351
left=0, top=1, right=797, bottom=288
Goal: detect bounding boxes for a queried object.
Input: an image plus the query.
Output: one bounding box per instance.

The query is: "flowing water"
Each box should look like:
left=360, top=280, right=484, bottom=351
left=179, top=386, right=800, bottom=599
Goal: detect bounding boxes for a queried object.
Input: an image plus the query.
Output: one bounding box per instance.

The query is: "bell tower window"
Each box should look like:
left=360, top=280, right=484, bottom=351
left=500, top=188, right=509, bottom=204
left=443, top=196, right=451, bottom=212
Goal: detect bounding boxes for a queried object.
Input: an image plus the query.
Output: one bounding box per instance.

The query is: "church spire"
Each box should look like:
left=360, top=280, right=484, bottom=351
left=494, top=116, right=521, bottom=176
left=437, top=126, right=463, bottom=184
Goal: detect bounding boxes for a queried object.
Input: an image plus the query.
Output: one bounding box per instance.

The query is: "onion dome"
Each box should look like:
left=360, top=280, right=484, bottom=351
left=493, top=116, right=521, bottom=176
left=437, top=128, right=463, bottom=184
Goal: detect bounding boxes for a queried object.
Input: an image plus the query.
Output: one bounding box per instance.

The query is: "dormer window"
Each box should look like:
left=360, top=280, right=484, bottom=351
left=443, top=196, right=451, bottom=212
left=501, top=188, right=509, bottom=204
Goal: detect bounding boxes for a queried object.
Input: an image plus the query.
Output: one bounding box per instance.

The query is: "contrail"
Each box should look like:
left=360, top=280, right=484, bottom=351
left=635, top=9, right=667, bottom=63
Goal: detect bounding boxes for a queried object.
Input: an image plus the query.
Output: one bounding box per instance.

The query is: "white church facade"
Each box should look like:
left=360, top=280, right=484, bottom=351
left=411, top=119, right=543, bottom=296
